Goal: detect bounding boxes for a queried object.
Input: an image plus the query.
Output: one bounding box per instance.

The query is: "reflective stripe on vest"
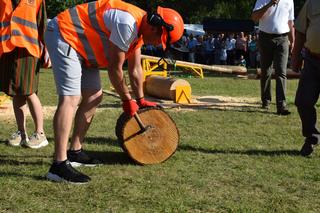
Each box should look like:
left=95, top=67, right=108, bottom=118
left=0, top=21, right=10, bottom=28
left=0, top=21, right=10, bottom=41
left=69, top=6, right=98, bottom=66
left=0, top=0, right=42, bottom=57
left=58, top=0, right=145, bottom=68
left=12, top=16, right=38, bottom=30
left=0, top=1, right=14, bottom=55
left=87, top=2, right=110, bottom=63
left=12, top=29, right=39, bottom=45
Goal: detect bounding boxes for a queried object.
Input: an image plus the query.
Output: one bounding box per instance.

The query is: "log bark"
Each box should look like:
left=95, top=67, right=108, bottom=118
left=256, top=68, right=300, bottom=79
left=144, top=75, right=191, bottom=100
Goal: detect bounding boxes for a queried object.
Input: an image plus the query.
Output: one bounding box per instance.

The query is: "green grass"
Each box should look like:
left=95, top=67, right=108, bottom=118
left=1, top=70, right=319, bottom=212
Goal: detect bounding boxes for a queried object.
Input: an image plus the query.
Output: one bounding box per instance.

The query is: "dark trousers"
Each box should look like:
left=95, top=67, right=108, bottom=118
left=295, top=54, right=320, bottom=144
left=258, top=33, right=289, bottom=109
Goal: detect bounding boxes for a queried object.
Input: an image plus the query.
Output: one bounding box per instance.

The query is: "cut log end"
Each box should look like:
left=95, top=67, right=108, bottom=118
left=115, top=107, right=179, bottom=165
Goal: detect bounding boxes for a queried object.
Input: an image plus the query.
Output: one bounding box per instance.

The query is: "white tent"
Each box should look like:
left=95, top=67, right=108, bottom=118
left=184, top=24, right=205, bottom=36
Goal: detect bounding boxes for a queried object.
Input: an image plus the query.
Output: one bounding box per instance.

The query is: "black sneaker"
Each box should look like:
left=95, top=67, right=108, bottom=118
left=300, top=142, right=318, bottom=157
left=277, top=108, right=291, bottom=116
left=67, top=149, right=100, bottom=167
left=262, top=103, right=270, bottom=110
left=46, top=160, right=91, bottom=184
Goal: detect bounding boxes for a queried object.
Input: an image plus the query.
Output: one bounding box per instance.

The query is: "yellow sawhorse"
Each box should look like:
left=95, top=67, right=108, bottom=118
left=142, top=58, right=168, bottom=80
left=0, top=94, right=10, bottom=106
left=142, top=58, right=204, bottom=79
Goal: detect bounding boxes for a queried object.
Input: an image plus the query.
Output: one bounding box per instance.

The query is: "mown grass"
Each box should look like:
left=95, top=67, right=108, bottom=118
left=0, top=69, right=319, bottom=212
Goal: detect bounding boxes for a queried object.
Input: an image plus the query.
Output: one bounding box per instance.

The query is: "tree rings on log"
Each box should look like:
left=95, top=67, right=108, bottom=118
left=115, top=107, right=179, bottom=165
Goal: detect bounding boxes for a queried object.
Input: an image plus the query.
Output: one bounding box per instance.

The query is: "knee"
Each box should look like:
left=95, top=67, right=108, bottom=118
left=59, top=96, right=81, bottom=108
left=295, top=93, right=304, bottom=108
left=295, top=95, right=315, bottom=109
left=91, top=90, right=103, bottom=104
left=275, top=72, right=286, bottom=79
left=26, top=93, right=40, bottom=102
left=92, top=92, right=103, bottom=106
left=13, top=95, right=27, bottom=105
left=82, top=90, right=103, bottom=108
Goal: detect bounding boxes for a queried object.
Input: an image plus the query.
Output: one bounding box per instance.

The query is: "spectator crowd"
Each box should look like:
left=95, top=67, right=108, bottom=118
left=142, top=31, right=260, bottom=68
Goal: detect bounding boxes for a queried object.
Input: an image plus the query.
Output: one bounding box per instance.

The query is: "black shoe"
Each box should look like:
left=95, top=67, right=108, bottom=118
left=277, top=108, right=291, bottom=115
left=262, top=103, right=270, bottom=110
left=300, top=142, right=318, bottom=157
left=67, top=149, right=100, bottom=167
left=46, top=160, right=91, bottom=184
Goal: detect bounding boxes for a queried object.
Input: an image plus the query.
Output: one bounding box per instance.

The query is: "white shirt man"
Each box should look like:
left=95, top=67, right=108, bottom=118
left=252, top=0, right=294, bottom=35
left=251, top=0, right=295, bottom=115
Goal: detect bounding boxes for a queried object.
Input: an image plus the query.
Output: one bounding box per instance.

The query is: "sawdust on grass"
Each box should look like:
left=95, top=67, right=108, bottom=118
left=0, top=95, right=261, bottom=121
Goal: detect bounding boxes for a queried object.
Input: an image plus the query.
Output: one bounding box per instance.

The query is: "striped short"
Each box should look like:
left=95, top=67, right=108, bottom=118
left=0, top=47, right=40, bottom=96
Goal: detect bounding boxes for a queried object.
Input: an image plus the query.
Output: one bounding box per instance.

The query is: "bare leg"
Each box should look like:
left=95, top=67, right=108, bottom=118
left=27, top=93, right=44, bottom=134
left=69, top=89, right=103, bottom=150
left=12, top=95, right=27, bottom=139
left=53, top=95, right=81, bottom=161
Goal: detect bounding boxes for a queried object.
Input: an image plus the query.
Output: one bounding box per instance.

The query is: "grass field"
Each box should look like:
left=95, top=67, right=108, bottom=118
left=0, top=69, right=319, bottom=212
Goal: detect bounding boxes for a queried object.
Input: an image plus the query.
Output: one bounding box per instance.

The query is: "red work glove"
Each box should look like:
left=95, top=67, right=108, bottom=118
left=122, top=99, right=139, bottom=117
left=136, top=97, right=157, bottom=108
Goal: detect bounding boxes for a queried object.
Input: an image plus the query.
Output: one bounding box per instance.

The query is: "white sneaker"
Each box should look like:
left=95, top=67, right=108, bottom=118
left=7, top=131, right=28, bottom=147
left=24, top=132, right=48, bottom=149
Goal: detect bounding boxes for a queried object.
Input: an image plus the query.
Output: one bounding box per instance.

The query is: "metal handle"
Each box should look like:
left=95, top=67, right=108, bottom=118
left=134, top=113, right=146, bottom=132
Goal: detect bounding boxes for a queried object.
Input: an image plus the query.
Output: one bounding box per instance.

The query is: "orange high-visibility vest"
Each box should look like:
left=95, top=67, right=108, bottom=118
left=57, top=0, right=145, bottom=68
left=0, top=0, right=15, bottom=55
left=0, top=0, right=42, bottom=58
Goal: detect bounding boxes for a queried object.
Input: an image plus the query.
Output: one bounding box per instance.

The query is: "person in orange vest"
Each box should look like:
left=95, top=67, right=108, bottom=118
left=0, top=0, right=50, bottom=149
left=44, top=0, right=184, bottom=183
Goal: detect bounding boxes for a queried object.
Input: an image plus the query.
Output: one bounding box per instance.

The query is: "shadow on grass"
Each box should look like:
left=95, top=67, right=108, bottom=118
left=85, top=150, right=135, bottom=165
left=51, top=137, right=135, bottom=165
left=179, top=144, right=301, bottom=156
left=84, top=137, right=119, bottom=147
left=0, top=157, right=51, bottom=166
left=162, top=103, right=277, bottom=115
left=0, top=171, right=48, bottom=181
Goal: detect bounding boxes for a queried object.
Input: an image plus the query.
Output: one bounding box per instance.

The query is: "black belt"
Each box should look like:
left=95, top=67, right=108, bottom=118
left=259, top=31, right=288, bottom=38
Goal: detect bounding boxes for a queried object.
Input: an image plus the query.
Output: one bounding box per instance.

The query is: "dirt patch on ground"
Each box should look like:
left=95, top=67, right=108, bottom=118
left=150, top=95, right=261, bottom=111
left=0, top=101, right=57, bottom=121
left=0, top=95, right=261, bottom=121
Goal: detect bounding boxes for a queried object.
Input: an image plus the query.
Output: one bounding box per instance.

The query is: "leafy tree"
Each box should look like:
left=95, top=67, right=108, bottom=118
left=46, top=0, right=306, bottom=22
left=46, top=0, right=86, bottom=18
left=125, top=0, right=306, bottom=23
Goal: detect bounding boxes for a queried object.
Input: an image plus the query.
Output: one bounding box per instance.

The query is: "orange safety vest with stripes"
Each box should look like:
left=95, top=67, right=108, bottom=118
left=57, top=0, right=145, bottom=68
left=0, top=0, right=42, bottom=58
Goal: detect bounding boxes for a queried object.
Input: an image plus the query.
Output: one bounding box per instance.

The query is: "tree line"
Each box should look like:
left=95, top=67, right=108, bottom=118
left=46, top=0, right=306, bottom=23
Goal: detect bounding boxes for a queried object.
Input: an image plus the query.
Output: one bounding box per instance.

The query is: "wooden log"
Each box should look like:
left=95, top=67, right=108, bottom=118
left=0, top=95, right=11, bottom=113
left=144, top=75, right=191, bottom=100
left=115, top=107, right=179, bottom=165
left=141, top=54, right=247, bottom=74
left=256, top=68, right=300, bottom=79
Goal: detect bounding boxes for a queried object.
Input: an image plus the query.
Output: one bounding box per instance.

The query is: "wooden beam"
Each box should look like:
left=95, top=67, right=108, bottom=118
left=256, top=68, right=300, bottom=79
left=141, top=54, right=247, bottom=75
